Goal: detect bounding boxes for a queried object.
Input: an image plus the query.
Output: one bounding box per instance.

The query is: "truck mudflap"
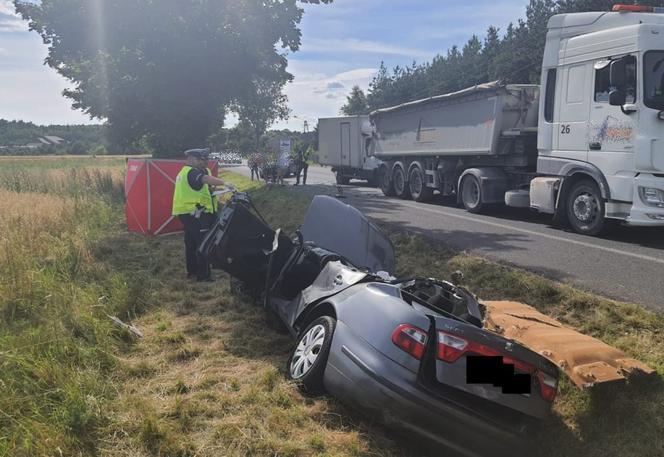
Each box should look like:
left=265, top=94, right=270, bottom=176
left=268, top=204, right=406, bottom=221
left=482, top=301, right=654, bottom=387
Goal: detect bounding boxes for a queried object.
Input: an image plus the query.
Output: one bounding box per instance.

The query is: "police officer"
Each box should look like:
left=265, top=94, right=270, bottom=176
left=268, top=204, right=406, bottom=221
left=172, top=148, right=229, bottom=281
left=295, top=145, right=310, bottom=186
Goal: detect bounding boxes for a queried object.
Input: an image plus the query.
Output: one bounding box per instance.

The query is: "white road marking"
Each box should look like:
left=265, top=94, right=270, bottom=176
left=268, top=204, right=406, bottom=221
left=357, top=196, right=664, bottom=266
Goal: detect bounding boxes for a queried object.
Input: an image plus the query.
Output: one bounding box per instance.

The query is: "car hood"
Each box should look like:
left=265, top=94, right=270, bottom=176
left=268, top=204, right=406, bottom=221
left=300, top=195, right=395, bottom=274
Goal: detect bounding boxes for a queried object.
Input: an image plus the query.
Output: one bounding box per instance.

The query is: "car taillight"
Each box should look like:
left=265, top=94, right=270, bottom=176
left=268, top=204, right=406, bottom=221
left=391, top=324, right=428, bottom=360
left=438, top=331, right=559, bottom=402
left=437, top=332, right=469, bottom=362
left=537, top=371, right=558, bottom=402
left=437, top=331, right=503, bottom=363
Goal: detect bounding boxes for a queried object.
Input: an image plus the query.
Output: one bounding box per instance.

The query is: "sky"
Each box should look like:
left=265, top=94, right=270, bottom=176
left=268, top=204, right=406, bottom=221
left=0, top=0, right=530, bottom=129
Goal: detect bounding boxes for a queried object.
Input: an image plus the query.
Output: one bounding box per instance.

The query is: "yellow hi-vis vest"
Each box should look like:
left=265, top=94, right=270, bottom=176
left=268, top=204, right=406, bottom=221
left=172, top=166, right=218, bottom=216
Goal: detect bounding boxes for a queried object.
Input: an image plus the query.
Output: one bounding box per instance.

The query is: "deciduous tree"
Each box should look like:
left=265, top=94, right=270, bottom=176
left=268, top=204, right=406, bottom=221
left=14, top=0, right=331, bottom=156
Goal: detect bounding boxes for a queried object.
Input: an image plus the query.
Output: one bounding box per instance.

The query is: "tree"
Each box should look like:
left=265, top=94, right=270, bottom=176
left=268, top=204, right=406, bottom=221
left=363, top=0, right=664, bottom=111
left=14, top=0, right=332, bottom=157
left=224, top=121, right=259, bottom=155
left=340, top=86, right=369, bottom=115
left=232, top=77, right=291, bottom=148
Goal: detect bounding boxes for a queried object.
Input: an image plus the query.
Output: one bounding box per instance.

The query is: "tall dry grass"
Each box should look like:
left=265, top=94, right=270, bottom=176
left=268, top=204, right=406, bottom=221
left=0, top=168, right=150, bottom=456
left=0, top=167, right=124, bottom=203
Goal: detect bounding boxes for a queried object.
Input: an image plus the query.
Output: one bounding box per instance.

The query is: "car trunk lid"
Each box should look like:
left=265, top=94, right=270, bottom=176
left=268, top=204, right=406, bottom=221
left=430, top=315, right=558, bottom=419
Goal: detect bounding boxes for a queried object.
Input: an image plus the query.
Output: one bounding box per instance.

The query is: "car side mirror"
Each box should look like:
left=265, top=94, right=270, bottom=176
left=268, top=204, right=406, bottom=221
left=609, top=89, right=626, bottom=106
left=610, top=58, right=627, bottom=88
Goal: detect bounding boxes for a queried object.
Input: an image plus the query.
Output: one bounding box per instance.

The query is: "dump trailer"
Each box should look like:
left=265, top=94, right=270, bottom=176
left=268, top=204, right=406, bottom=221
left=318, top=115, right=382, bottom=185
left=371, top=4, right=664, bottom=236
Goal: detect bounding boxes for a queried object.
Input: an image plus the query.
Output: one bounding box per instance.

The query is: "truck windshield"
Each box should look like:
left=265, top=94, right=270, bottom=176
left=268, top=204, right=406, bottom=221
left=644, top=51, right=664, bottom=110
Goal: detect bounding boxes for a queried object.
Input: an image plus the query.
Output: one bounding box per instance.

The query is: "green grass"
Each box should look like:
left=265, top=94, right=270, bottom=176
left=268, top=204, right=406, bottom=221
left=0, top=163, right=661, bottom=457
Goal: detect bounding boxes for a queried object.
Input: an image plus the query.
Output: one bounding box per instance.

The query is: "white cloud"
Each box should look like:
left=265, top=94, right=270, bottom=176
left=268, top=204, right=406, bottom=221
left=0, top=0, right=25, bottom=32
left=273, top=63, right=377, bottom=130
left=302, top=38, right=433, bottom=60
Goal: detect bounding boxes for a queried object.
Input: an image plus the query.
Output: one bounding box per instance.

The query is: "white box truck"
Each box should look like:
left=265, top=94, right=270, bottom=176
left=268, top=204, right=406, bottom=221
left=318, top=115, right=382, bottom=185
left=372, top=4, right=664, bottom=236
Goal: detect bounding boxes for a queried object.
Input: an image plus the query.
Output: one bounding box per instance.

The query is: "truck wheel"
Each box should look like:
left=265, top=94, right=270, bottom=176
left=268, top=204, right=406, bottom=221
left=379, top=165, right=395, bottom=196
left=460, top=174, right=484, bottom=213
left=408, top=165, right=433, bottom=203
left=565, top=179, right=608, bottom=236
left=393, top=165, right=411, bottom=200
left=335, top=172, right=350, bottom=185
left=287, top=316, right=336, bottom=394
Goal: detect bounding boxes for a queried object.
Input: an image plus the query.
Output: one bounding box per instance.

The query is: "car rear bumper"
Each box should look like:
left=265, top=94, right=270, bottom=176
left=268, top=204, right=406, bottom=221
left=324, top=320, right=532, bottom=457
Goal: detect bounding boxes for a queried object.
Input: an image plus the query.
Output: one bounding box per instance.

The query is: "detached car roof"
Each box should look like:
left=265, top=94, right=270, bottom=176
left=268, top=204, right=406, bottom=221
left=483, top=301, right=654, bottom=387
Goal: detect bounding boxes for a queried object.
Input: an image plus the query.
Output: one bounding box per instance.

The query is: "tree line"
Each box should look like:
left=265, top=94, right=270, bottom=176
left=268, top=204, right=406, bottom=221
left=0, top=119, right=107, bottom=156
left=342, top=0, right=664, bottom=115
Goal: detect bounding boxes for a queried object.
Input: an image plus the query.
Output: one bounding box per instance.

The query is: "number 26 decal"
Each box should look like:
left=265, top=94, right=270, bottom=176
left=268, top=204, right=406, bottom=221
left=561, top=124, right=571, bottom=134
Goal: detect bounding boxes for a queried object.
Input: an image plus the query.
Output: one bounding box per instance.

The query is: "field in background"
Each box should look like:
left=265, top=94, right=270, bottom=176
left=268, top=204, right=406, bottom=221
left=0, top=154, right=146, bottom=170
left=0, top=159, right=662, bottom=456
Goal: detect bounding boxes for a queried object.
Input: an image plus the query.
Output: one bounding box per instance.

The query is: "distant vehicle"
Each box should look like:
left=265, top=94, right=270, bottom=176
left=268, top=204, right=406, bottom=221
left=214, top=151, right=242, bottom=165
left=371, top=5, right=664, bottom=236
left=318, top=115, right=382, bottom=186
left=201, top=192, right=652, bottom=457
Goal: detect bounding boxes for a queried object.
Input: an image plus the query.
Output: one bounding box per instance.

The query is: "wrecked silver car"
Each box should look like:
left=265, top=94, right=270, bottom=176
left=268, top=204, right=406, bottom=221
left=200, top=193, right=653, bottom=457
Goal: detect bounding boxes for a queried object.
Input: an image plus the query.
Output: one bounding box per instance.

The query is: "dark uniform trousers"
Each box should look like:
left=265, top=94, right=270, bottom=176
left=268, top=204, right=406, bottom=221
left=178, top=212, right=216, bottom=280
left=296, top=161, right=308, bottom=185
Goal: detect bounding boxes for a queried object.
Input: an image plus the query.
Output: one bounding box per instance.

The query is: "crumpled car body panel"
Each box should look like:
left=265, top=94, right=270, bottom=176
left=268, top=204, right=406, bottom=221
left=482, top=301, right=655, bottom=387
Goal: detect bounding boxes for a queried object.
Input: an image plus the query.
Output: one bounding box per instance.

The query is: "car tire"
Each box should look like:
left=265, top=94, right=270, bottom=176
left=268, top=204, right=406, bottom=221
left=565, top=179, right=610, bottom=236
left=287, top=316, right=336, bottom=394
left=379, top=165, right=395, bottom=196
left=460, top=174, right=484, bottom=213
left=335, top=172, right=350, bottom=185
left=393, top=165, right=411, bottom=200
left=408, top=164, right=433, bottom=203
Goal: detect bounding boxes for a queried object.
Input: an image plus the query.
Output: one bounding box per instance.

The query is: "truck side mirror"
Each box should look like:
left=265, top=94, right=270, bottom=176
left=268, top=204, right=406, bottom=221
left=609, top=89, right=626, bottom=106
left=610, top=58, right=627, bottom=88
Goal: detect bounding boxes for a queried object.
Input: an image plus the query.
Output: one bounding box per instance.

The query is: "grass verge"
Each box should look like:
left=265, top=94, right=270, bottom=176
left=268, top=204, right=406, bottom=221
left=1, top=162, right=661, bottom=456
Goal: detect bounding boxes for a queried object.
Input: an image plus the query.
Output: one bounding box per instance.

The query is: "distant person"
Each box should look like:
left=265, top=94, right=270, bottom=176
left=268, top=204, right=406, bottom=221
left=172, top=148, right=229, bottom=282
left=295, top=145, right=311, bottom=186
left=248, top=152, right=263, bottom=181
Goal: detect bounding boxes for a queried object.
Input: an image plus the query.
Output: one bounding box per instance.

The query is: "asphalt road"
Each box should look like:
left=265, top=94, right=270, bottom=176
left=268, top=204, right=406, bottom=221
left=227, top=163, right=664, bottom=312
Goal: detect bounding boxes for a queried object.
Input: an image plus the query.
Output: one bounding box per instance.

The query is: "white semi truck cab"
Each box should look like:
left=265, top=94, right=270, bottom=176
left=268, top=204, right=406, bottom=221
left=370, top=4, right=664, bottom=236
left=529, top=4, right=664, bottom=233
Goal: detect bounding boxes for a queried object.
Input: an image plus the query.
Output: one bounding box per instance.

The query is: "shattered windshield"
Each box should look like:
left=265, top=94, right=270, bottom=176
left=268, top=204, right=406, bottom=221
left=644, top=51, right=664, bottom=110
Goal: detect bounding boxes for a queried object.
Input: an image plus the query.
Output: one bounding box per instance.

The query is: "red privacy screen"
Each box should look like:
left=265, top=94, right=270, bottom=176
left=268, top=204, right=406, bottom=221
left=125, top=159, right=219, bottom=236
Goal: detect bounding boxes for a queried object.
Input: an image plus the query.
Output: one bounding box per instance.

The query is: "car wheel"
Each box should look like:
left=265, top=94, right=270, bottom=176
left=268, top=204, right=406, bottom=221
left=287, top=316, right=336, bottom=394
left=335, top=172, right=350, bottom=185
left=565, top=179, right=609, bottom=236
left=408, top=165, right=433, bottom=202
left=393, top=165, right=411, bottom=199
left=460, top=174, right=484, bottom=213
left=379, top=165, right=395, bottom=196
